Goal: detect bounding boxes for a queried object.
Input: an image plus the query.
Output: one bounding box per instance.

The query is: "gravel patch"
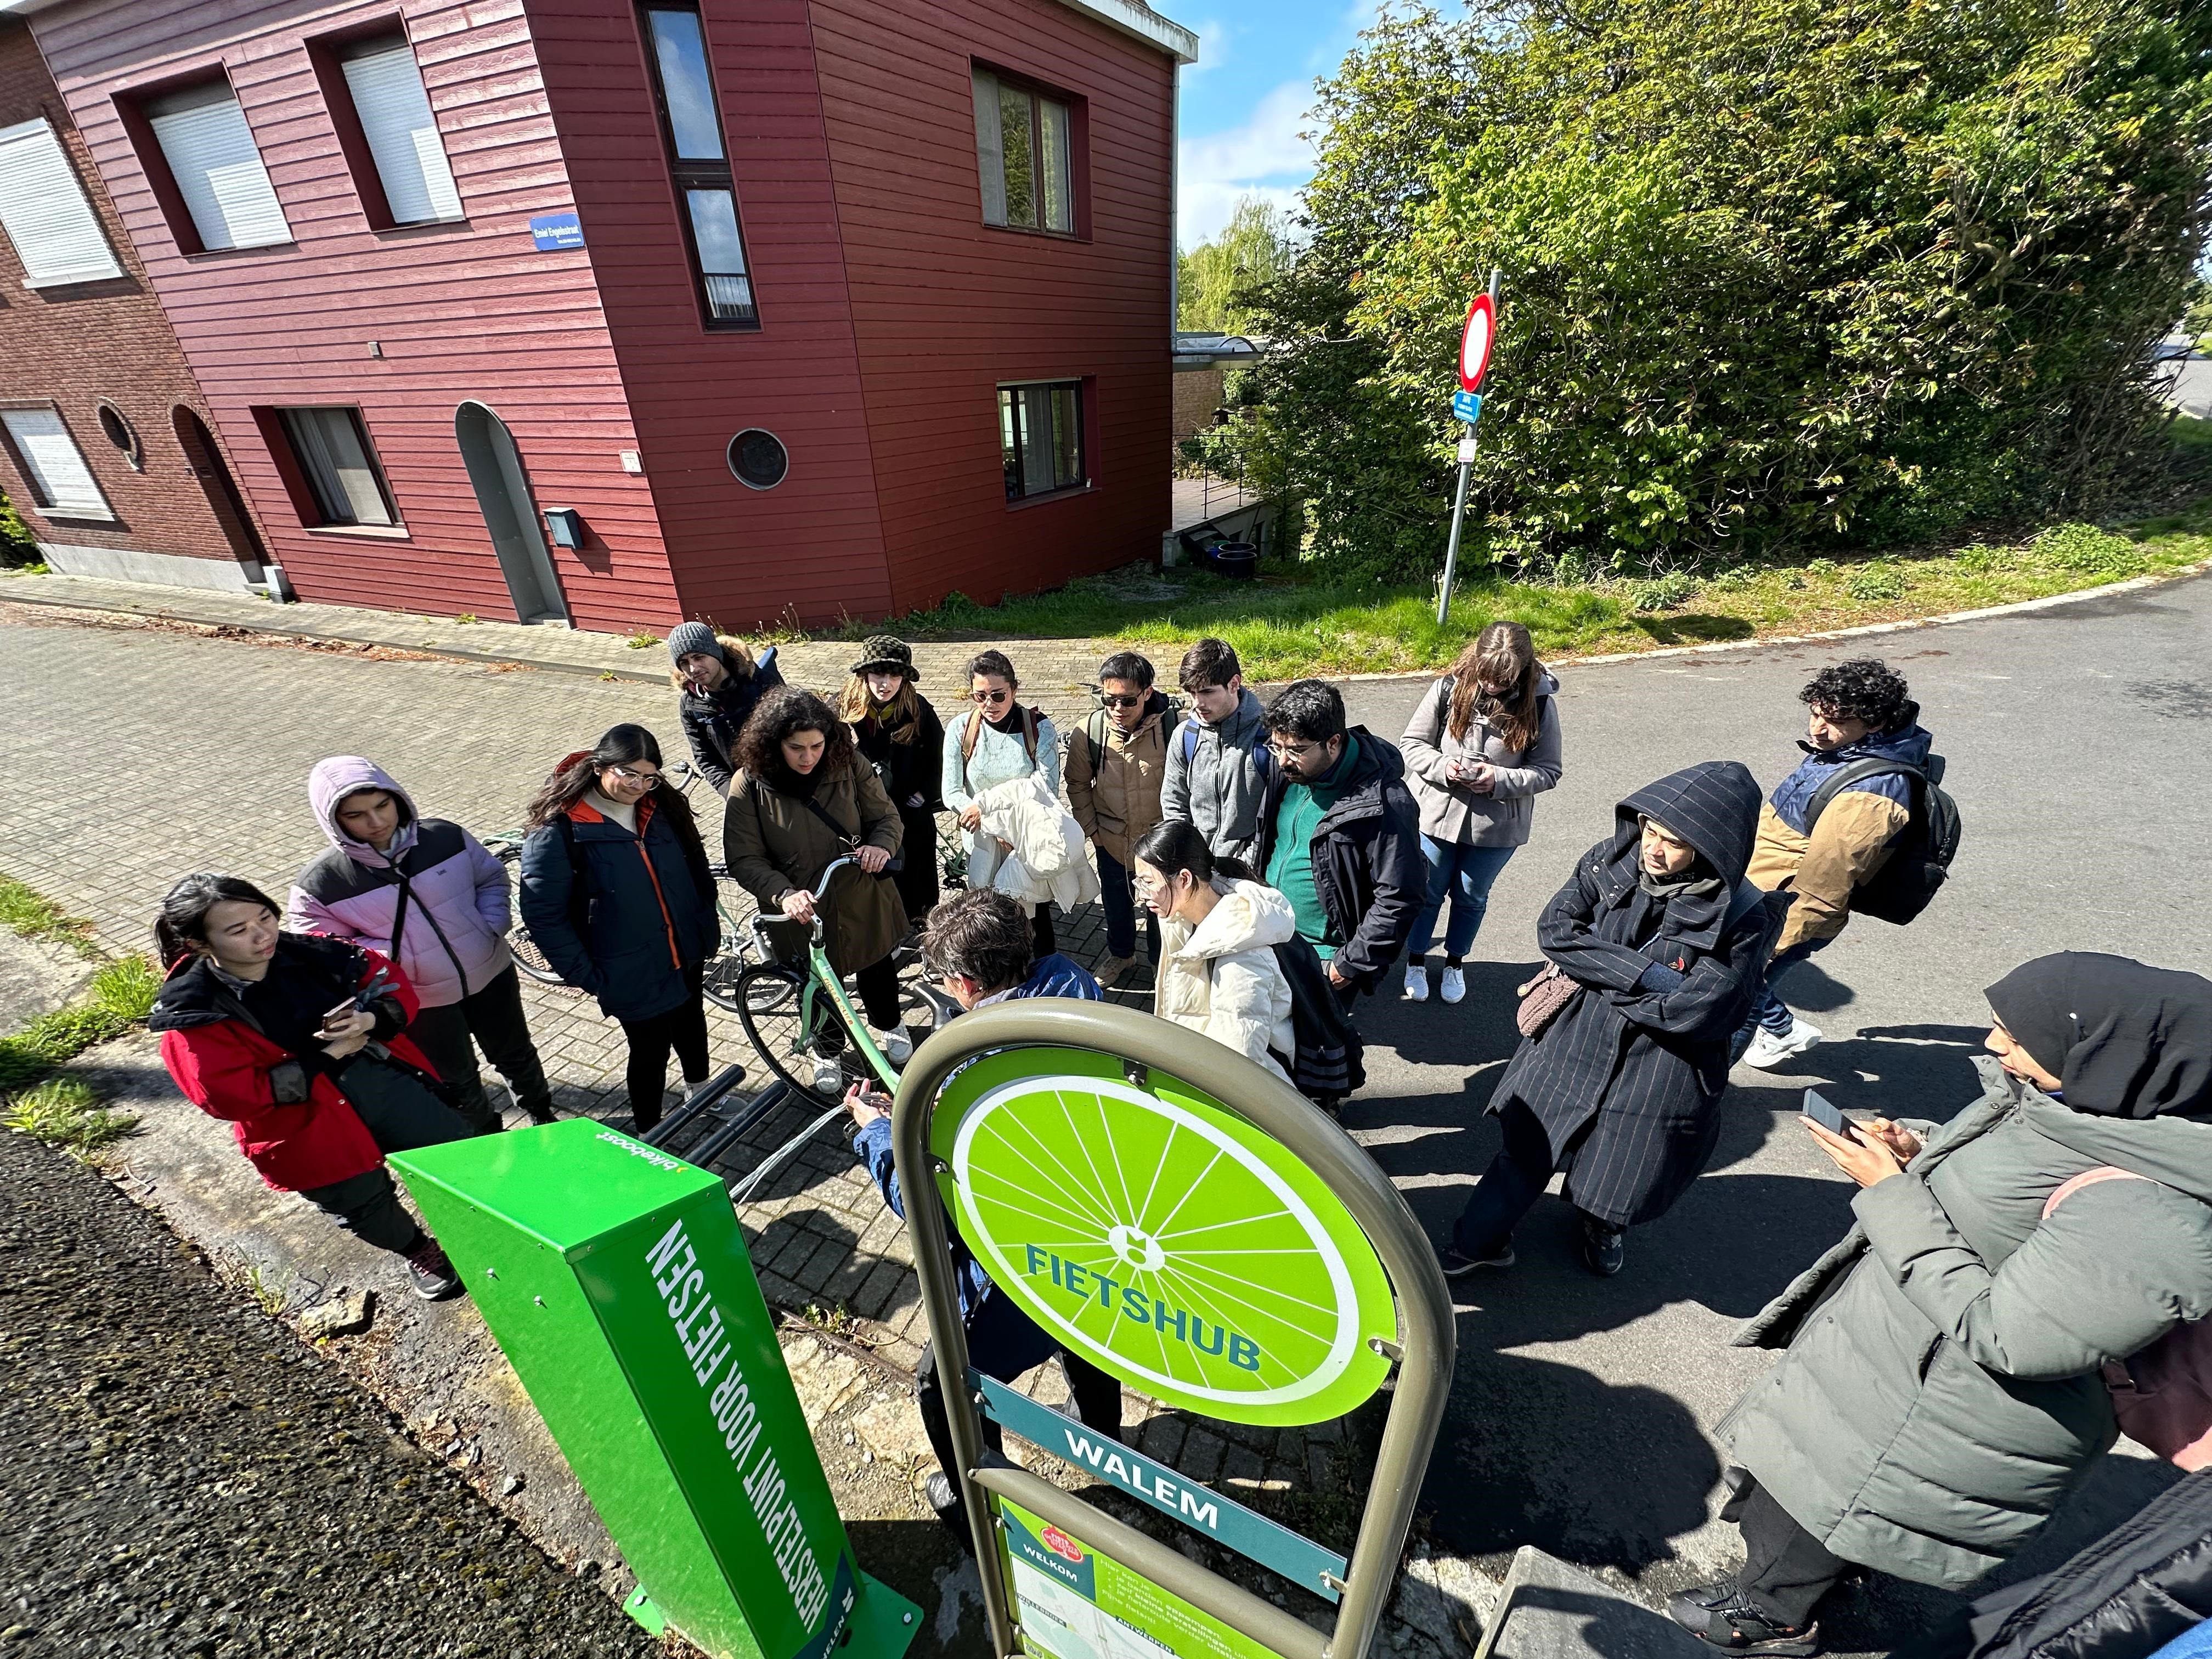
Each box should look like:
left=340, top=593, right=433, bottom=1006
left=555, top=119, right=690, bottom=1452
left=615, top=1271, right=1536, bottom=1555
left=0, top=1126, right=659, bottom=1659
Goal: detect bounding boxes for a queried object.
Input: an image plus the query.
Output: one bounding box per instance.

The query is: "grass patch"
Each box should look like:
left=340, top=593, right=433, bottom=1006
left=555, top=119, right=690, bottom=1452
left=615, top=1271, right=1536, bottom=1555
left=818, top=491, right=2212, bottom=679
left=88, top=955, right=160, bottom=1023
left=0, top=872, right=98, bottom=956
left=3, top=1076, right=140, bottom=1160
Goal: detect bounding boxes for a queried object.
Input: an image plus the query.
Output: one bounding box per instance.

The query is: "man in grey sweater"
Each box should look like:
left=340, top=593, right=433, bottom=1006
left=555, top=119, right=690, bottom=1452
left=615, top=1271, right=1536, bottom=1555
left=1160, top=637, right=1272, bottom=865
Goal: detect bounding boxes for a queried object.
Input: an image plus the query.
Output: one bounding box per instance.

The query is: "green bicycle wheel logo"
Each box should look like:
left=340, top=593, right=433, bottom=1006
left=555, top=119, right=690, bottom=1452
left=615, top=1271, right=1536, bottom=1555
left=940, top=1053, right=1394, bottom=1425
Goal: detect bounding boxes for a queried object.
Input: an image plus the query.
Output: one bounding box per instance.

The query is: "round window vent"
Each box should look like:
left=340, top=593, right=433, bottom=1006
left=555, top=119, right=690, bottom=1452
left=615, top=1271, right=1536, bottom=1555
left=97, top=403, right=143, bottom=470
left=727, top=428, right=788, bottom=491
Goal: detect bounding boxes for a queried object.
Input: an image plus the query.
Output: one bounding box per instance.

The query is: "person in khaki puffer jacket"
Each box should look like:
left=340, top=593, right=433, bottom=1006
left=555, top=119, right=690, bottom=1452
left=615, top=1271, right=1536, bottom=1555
left=1738, top=659, right=1936, bottom=1070
left=1132, top=821, right=1296, bottom=1083
left=1064, top=650, right=1173, bottom=986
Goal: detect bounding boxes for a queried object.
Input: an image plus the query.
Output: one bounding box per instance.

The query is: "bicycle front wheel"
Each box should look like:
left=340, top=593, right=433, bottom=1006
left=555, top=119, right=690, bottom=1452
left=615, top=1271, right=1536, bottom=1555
left=508, top=925, right=567, bottom=986
left=734, top=963, right=864, bottom=1107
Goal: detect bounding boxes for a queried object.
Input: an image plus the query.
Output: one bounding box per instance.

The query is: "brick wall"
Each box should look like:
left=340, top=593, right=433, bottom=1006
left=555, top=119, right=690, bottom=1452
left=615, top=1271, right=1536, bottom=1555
left=0, top=20, right=263, bottom=572
left=1172, top=366, right=1224, bottom=440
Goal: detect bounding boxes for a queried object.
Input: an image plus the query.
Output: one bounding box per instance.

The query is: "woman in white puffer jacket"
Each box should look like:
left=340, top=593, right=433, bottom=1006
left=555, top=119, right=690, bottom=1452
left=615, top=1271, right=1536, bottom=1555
left=1133, top=821, right=1297, bottom=1083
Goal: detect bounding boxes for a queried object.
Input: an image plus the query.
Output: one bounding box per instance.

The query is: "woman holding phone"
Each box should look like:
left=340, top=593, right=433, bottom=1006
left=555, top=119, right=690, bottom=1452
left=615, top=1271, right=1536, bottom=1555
left=1677, top=953, right=2212, bottom=1656
left=149, top=873, right=470, bottom=1301
left=1397, top=622, right=1564, bottom=1005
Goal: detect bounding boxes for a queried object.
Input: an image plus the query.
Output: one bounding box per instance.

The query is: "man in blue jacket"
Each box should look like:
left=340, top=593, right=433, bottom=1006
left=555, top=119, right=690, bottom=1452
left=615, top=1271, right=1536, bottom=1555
left=843, top=887, right=1116, bottom=1544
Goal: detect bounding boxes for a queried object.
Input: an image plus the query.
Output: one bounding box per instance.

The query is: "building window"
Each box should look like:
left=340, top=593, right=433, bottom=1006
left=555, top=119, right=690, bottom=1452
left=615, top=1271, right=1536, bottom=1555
left=0, top=117, right=124, bottom=287
left=0, top=407, right=113, bottom=518
left=275, top=407, right=399, bottom=527
left=96, top=404, right=144, bottom=471
left=335, top=34, right=463, bottom=225
left=998, top=382, right=1085, bottom=500
left=142, top=80, right=290, bottom=252
left=727, top=428, right=788, bottom=489
left=973, top=68, right=1074, bottom=234
left=640, top=4, right=757, bottom=328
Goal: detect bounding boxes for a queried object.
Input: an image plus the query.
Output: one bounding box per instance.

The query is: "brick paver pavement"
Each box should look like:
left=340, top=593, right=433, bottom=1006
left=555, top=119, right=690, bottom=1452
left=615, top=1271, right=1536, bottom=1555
left=0, top=601, right=1331, bottom=1498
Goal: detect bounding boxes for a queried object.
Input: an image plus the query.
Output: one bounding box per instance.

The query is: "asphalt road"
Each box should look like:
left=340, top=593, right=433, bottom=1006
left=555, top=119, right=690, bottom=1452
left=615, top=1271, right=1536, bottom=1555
left=1332, top=571, right=2212, bottom=1647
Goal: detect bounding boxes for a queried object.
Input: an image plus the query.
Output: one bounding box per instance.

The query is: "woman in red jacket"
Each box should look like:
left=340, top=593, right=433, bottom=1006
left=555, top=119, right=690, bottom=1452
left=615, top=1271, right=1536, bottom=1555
left=148, top=873, right=472, bottom=1301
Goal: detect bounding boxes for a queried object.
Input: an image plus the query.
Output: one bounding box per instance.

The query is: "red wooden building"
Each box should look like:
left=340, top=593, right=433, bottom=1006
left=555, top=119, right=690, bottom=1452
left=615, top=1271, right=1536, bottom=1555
left=3, top=0, right=1192, bottom=630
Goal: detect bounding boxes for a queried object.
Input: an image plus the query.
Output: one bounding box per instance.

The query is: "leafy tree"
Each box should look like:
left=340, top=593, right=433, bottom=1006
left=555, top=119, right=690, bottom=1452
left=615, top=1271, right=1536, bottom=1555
left=1232, top=0, right=2212, bottom=583
left=1178, top=197, right=1300, bottom=333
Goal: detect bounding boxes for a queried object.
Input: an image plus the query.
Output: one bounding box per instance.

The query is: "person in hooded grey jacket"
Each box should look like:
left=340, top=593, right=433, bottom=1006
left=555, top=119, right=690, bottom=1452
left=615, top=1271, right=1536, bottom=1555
left=1397, top=620, right=1564, bottom=1006
left=1669, top=954, right=2212, bottom=1658
left=1440, top=761, right=1785, bottom=1280
left=1161, top=637, right=1272, bottom=866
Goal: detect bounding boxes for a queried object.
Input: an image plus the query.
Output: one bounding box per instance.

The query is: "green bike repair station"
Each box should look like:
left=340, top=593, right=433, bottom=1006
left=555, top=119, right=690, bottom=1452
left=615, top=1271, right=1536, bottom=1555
left=392, top=1001, right=1453, bottom=1659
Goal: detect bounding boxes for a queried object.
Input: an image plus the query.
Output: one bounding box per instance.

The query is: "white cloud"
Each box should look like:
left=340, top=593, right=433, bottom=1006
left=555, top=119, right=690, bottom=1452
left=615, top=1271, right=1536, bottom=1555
left=1178, top=80, right=1316, bottom=245
left=1183, top=16, right=1229, bottom=76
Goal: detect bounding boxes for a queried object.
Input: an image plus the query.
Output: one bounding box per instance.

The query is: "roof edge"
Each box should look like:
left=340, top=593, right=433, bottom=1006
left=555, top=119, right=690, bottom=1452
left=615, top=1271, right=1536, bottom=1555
left=1054, top=0, right=1198, bottom=63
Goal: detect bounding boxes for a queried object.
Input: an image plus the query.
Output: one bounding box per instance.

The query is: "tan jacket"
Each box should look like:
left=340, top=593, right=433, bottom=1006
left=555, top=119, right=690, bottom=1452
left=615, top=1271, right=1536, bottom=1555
left=1746, top=795, right=1910, bottom=953
left=723, top=764, right=906, bottom=977
left=1063, top=695, right=1172, bottom=865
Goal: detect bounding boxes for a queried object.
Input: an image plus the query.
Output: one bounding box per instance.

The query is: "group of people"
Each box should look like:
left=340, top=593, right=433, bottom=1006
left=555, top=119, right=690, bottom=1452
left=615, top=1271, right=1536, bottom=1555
left=143, top=619, right=2212, bottom=1659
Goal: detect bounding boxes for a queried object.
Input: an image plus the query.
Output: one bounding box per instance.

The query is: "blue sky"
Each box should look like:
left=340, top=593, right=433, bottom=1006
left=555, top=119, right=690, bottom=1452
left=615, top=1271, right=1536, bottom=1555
left=1171, top=0, right=1380, bottom=247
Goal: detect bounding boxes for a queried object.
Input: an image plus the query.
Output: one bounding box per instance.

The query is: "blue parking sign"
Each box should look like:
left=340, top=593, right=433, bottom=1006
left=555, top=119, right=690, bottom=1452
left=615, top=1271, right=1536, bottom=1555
left=1452, top=390, right=1482, bottom=424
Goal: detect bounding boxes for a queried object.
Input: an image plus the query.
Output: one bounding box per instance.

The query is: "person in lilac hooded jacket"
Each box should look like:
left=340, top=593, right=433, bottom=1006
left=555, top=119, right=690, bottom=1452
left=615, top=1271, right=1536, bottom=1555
left=287, top=758, right=554, bottom=1131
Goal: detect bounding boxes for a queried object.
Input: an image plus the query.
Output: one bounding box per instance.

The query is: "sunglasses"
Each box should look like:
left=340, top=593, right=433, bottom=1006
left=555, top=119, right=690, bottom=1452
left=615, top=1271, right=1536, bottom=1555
left=970, top=687, right=1014, bottom=705
left=1100, top=692, right=1145, bottom=709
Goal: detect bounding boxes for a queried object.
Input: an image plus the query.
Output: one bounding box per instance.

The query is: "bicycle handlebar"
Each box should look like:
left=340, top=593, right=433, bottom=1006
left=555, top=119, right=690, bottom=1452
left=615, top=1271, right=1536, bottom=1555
left=748, top=855, right=862, bottom=945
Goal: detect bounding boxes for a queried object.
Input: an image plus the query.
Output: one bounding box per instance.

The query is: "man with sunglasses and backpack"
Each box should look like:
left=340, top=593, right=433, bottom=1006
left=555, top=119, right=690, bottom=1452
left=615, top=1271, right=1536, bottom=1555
left=1064, top=650, right=1175, bottom=986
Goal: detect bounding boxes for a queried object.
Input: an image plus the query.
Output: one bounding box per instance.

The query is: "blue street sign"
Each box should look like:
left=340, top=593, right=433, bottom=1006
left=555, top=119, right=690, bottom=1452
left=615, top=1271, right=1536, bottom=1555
left=530, top=212, right=585, bottom=251
left=1452, top=390, right=1483, bottom=424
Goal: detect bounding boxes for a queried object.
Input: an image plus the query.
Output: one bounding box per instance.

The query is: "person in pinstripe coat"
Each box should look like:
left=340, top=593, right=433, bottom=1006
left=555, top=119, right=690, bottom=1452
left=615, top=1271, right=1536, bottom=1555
left=1441, top=761, right=1787, bottom=1278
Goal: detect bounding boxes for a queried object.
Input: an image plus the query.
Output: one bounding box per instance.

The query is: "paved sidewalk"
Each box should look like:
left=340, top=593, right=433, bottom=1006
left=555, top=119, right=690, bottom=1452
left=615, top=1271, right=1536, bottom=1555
left=0, top=568, right=1134, bottom=724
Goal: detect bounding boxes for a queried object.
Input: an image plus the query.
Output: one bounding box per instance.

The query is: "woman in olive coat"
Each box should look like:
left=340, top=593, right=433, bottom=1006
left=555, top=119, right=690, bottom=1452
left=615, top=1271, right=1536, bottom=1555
left=1670, top=955, right=2212, bottom=1656
left=723, top=687, right=911, bottom=1092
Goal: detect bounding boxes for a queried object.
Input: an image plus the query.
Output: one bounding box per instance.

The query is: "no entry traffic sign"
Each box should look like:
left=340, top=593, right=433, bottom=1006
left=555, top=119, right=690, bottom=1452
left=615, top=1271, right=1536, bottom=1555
left=1458, top=292, right=1496, bottom=392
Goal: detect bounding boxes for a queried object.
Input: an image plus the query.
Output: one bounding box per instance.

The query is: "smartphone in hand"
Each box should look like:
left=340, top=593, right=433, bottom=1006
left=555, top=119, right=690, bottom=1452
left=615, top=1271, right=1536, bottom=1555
left=1802, top=1088, right=1859, bottom=1141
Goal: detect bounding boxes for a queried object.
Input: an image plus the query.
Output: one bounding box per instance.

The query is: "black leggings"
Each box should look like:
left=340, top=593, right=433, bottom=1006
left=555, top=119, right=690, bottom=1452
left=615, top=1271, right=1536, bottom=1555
left=299, top=1060, right=473, bottom=1255
left=617, top=962, right=710, bottom=1131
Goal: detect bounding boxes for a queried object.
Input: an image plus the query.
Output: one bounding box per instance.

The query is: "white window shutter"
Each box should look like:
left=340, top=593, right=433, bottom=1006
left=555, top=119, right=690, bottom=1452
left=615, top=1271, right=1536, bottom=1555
left=0, top=117, right=123, bottom=286
left=341, top=45, right=462, bottom=224
left=973, top=70, right=1006, bottom=226
left=148, top=91, right=290, bottom=251
left=1, top=408, right=111, bottom=517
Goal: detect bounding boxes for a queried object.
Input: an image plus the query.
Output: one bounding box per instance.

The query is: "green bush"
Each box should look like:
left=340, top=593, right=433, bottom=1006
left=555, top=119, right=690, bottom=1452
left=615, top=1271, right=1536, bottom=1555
left=2031, top=522, right=2140, bottom=575
left=1845, top=564, right=1911, bottom=601
left=1228, top=0, right=2211, bottom=583
left=0, top=489, right=37, bottom=567
left=1629, top=571, right=1702, bottom=612
left=1954, top=543, right=2013, bottom=573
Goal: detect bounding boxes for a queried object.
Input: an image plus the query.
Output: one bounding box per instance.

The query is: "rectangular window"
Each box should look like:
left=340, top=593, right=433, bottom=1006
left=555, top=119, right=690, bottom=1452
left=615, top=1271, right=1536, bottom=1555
left=0, top=118, right=123, bottom=287
left=998, top=382, right=1085, bottom=500
left=641, top=4, right=757, bottom=327
left=144, top=81, right=290, bottom=251
left=337, top=35, right=462, bottom=224
left=973, top=68, right=1075, bottom=234
left=0, top=408, right=112, bottom=518
left=276, top=407, right=398, bottom=527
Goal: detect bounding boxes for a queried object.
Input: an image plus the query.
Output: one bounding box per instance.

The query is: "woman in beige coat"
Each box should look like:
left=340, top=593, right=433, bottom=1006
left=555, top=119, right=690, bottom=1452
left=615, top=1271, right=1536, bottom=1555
left=1133, top=821, right=1296, bottom=1083
left=723, top=688, right=912, bottom=1090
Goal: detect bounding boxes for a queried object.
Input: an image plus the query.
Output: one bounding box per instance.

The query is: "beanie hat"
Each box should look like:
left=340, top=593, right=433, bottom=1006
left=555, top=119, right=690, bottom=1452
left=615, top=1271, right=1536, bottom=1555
left=667, top=621, right=719, bottom=664
left=851, top=635, right=917, bottom=681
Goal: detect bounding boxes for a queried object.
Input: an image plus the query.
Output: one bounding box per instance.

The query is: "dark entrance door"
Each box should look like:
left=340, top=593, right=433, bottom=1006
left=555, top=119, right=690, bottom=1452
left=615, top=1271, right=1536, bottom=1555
left=172, top=407, right=267, bottom=574
left=454, top=402, right=569, bottom=625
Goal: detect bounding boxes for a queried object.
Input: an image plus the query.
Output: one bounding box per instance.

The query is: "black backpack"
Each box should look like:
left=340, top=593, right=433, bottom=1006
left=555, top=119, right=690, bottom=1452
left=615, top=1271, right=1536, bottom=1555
left=1804, top=754, right=1962, bottom=926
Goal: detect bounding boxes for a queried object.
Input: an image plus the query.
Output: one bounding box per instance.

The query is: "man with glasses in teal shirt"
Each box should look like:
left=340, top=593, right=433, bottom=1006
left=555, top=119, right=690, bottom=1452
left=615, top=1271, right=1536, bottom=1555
left=1254, top=680, right=1428, bottom=1011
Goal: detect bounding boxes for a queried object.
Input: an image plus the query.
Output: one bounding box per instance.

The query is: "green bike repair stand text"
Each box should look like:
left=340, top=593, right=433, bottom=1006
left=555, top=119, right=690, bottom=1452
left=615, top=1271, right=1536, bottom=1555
left=392, top=1119, right=921, bottom=1659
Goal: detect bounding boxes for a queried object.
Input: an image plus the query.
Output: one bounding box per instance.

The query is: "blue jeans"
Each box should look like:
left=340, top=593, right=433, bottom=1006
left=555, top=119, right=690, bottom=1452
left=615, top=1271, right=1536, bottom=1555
left=1096, top=846, right=1160, bottom=963
left=1409, top=838, right=1517, bottom=959
left=1732, top=938, right=1827, bottom=1058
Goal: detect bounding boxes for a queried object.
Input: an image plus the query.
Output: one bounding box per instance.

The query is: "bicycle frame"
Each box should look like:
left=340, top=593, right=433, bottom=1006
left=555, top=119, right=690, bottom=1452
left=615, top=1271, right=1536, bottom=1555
left=751, top=855, right=900, bottom=1095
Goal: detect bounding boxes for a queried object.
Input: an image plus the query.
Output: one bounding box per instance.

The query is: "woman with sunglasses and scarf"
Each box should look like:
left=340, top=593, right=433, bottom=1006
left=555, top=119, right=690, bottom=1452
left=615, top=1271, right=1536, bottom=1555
left=941, top=650, right=1063, bottom=958
left=517, top=724, right=719, bottom=1131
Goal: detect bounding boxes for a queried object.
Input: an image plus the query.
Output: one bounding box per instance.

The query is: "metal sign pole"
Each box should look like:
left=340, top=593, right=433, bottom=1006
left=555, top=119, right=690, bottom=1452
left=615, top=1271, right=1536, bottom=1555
left=1437, top=267, right=1502, bottom=627
left=890, top=1001, right=1456, bottom=1659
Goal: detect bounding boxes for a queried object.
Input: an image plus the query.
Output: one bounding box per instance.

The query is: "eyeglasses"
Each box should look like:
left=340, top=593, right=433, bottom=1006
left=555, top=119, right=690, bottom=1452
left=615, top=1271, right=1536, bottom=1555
left=1267, top=737, right=1326, bottom=760
left=1100, top=693, right=1144, bottom=709
left=605, top=765, right=662, bottom=786
left=970, top=687, right=1014, bottom=705
left=1132, top=870, right=1173, bottom=895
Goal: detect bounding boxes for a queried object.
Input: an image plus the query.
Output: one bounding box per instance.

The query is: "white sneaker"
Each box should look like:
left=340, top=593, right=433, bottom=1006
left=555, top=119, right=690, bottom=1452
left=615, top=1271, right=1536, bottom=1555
left=869, top=1024, right=914, bottom=1066
left=810, top=1053, right=846, bottom=1095
left=1403, top=962, right=1430, bottom=1002
left=1742, top=1017, right=1824, bottom=1070
left=1439, top=965, right=1467, bottom=1005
